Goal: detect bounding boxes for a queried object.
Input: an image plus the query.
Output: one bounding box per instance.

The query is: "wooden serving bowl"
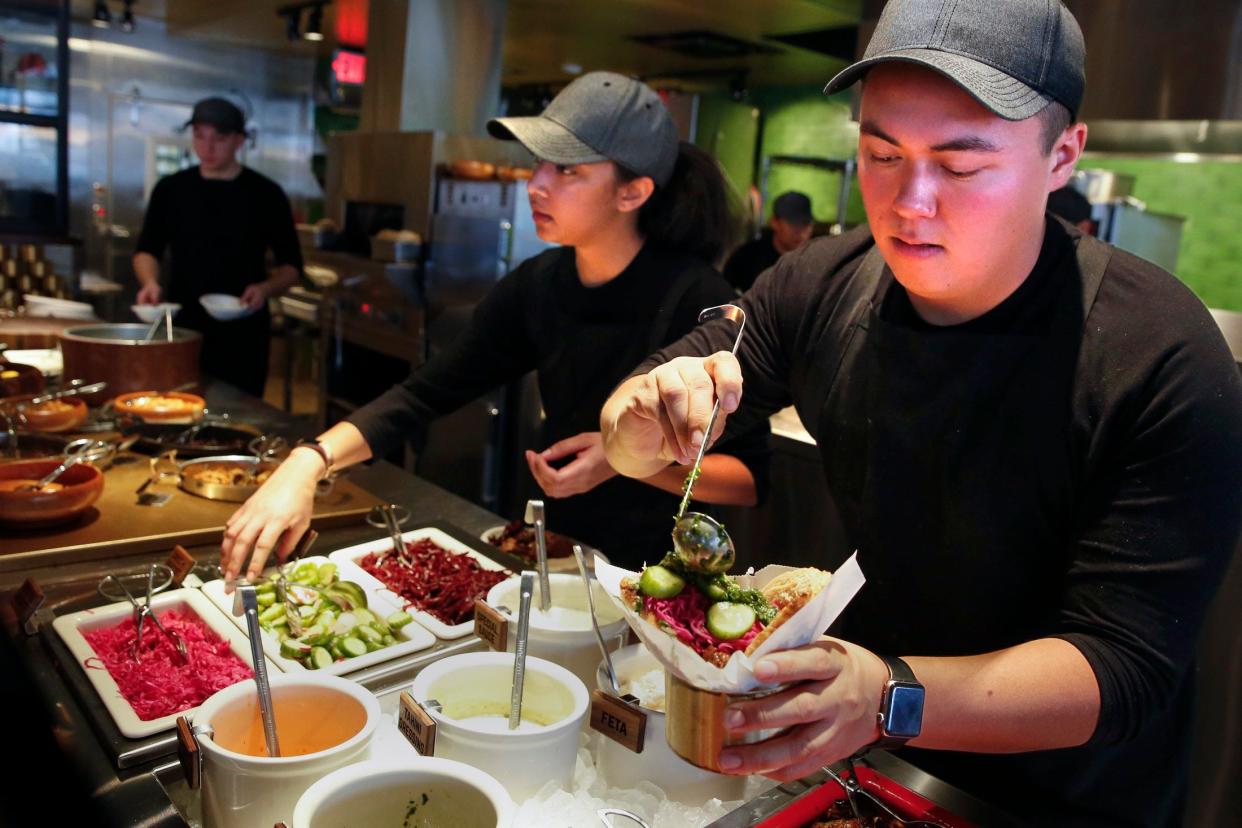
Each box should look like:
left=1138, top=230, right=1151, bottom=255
left=113, top=390, right=206, bottom=424
left=14, top=396, right=88, bottom=433
left=0, top=361, right=45, bottom=397
left=0, top=458, right=104, bottom=526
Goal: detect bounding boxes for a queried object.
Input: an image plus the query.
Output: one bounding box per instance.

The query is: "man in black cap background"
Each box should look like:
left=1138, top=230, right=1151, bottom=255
left=722, top=191, right=816, bottom=293
left=602, top=1, right=1242, bottom=824
left=133, top=96, right=302, bottom=396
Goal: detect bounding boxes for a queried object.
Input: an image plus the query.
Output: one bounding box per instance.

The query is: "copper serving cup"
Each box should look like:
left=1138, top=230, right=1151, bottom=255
left=0, top=458, right=104, bottom=526
left=663, top=671, right=791, bottom=772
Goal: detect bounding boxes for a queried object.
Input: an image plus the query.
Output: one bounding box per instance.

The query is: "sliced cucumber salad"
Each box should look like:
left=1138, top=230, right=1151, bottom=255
left=256, top=561, right=414, bottom=669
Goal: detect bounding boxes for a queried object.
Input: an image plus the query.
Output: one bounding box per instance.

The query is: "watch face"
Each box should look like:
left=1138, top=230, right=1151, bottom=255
left=886, top=683, right=924, bottom=739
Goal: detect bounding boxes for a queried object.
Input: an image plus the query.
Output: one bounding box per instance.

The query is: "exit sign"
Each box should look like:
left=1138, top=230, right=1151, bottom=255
left=332, top=49, right=366, bottom=86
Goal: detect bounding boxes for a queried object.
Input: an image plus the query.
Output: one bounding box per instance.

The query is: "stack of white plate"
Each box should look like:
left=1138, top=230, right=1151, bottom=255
left=23, top=294, right=96, bottom=320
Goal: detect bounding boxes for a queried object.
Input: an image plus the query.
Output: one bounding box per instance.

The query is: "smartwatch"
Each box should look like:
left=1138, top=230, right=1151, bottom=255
left=871, top=655, right=924, bottom=750
left=294, top=439, right=334, bottom=479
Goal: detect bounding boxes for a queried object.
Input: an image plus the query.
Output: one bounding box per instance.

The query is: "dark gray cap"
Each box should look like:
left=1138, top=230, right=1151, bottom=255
left=488, top=71, right=679, bottom=187
left=183, top=97, right=246, bottom=134
left=772, top=191, right=813, bottom=225
left=824, top=0, right=1086, bottom=121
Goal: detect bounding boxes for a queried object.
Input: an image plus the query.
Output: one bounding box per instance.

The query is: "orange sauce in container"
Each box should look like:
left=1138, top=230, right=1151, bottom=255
left=0, top=479, right=65, bottom=493
left=209, top=685, right=367, bottom=757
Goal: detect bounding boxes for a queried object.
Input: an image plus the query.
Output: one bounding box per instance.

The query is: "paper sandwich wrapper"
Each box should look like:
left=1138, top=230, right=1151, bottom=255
left=594, top=551, right=865, bottom=694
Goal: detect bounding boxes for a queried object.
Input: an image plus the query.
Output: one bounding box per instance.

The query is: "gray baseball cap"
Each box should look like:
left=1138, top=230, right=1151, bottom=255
left=488, top=71, right=679, bottom=187
left=824, top=0, right=1086, bottom=121
left=183, top=97, right=247, bottom=134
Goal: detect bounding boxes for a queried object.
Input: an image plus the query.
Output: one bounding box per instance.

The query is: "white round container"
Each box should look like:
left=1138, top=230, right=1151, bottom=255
left=292, top=758, right=515, bottom=828
left=192, top=672, right=380, bottom=828
left=408, top=651, right=589, bottom=800
left=595, top=644, right=748, bottom=803
left=486, top=573, right=628, bottom=688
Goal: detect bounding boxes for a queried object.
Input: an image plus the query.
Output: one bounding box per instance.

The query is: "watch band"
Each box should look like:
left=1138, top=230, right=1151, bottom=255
left=294, top=439, right=333, bottom=479
left=871, top=655, right=924, bottom=751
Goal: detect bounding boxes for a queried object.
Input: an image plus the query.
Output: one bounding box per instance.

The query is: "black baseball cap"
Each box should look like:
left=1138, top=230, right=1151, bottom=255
left=772, top=191, right=813, bottom=225
left=183, top=97, right=246, bottom=134
left=487, top=71, right=679, bottom=187
left=824, top=0, right=1086, bottom=121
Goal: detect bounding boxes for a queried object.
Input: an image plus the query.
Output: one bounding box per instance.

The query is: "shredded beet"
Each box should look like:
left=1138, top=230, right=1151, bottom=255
left=359, top=538, right=510, bottom=626
left=82, top=609, right=253, bottom=721
left=645, top=586, right=763, bottom=659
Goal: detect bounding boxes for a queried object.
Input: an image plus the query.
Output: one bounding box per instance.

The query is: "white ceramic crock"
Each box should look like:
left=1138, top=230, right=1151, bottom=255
left=291, top=758, right=516, bottom=828
left=408, top=651, right=589, bottom=800
left=486, top=572, right=628, bottom=688
left=192, top=672, right=380, bottom=828
left=595, top=644, right=748, bottom=803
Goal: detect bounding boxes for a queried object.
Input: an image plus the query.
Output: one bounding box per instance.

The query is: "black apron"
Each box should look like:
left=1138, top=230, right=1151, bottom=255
left=806, top=236, right=1112, bottom=656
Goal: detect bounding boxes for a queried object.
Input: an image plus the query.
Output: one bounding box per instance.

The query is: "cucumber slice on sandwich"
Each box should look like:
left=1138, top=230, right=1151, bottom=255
left=639, top=564, right=686, bottom=599
left=706, top=601, right=757, bottom=641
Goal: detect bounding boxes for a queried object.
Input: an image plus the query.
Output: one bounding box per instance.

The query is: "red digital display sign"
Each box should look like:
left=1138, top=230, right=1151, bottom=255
left=332, top=49, right=366, bottom=86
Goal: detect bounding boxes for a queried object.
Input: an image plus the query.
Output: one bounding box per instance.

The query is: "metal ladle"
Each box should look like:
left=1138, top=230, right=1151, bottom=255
left=508, top=571, right=535, bottom=731
left=670, top=304, right=746, bottom=574
left=233, top=581, right=281, bottom=757
left=572, top=543, right=621, bottom=695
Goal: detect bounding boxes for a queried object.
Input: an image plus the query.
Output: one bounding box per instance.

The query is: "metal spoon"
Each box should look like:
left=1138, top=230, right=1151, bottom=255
left=573, top=544, right=621, bottom=695
left=525, top=499, right=551, bottom=612
left=25, top=379, right=106, bottom=407
left=233, top=581, right=281, bottom=757
left=670, top=304, right=746, bottom=574
left=17, top=438, right=113, bottom=491
left=509, top=571, right=535, bottom=730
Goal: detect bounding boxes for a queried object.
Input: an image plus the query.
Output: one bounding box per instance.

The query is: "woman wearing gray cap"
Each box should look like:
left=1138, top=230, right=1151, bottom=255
left=222, top=71, right=769, bottom=577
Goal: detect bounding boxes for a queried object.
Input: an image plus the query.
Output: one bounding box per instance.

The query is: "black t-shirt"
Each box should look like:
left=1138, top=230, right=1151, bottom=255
left=640, top=218, right=1242, bottom=826
left=347, top=243, right=771, bottom=568
left=722, top=231, right=780, bottom=293
left=135, top=166, right=302, bottom=394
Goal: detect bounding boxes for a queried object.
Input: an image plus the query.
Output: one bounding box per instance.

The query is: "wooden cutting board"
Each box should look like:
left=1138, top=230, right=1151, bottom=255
left=0, top=454, right=384, bottom=572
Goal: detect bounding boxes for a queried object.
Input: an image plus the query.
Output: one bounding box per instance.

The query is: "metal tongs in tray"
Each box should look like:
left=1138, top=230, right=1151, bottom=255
left=366, top=503, right=411, bottom=565
left=98, top=563, right=188, bottom=663
left=823, top=757, right=942, bottom=828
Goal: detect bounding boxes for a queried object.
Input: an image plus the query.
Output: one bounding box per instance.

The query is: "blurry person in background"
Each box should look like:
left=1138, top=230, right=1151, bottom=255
left=722, top=191, right=816, bottom=293
left=1047, top=184, right=1096, bottom=235
left=133, top=97, right=302, bottom=397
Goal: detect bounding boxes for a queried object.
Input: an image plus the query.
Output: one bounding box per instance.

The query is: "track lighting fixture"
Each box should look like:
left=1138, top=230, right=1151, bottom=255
left=278, top=2, right=330, bottom=43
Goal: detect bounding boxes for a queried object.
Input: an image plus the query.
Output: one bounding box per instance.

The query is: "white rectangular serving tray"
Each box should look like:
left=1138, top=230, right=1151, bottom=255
left=199, top=555, right=436, bottom=674
left=51, top=587, right=280, bottom=740
left=329, top=526, right=516, bottom=639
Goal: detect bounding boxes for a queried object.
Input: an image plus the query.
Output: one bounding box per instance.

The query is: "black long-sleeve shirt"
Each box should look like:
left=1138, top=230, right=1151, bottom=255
left=348, top=243, right=770, bottom=569
left=638, top=218, right=1242, bottom=826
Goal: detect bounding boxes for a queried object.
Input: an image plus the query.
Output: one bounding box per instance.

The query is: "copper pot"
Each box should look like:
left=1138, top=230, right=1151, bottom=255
left=59, top=324, right=201, bottom=405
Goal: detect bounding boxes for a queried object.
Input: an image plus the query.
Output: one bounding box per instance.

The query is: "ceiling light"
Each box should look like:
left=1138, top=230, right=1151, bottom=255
left=92, top=0, right=112, bottom=29
left=120, top=0, right=135, bottom=33
left=303, top=3, right=325, bottom=41
left=561, top=63, right=583, bottom=75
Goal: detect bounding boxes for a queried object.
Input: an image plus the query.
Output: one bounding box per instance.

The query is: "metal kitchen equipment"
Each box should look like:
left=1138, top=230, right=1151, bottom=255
left=525, top=499, right=551, bottom=611
left=509, top=571, right=535, bottom=730
left=98, top=563, right=188, bottom=663
left=232, top=582, right=281, bottom=757
left=671, top=304, right=746, bottom=574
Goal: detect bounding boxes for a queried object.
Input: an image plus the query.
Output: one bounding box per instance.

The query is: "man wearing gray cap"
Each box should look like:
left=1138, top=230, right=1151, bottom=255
left=601, top=1, right=1242, bottom=823
left=134, top=96, right=302, bottom=396
left=723, top=191, right=816, bottom=293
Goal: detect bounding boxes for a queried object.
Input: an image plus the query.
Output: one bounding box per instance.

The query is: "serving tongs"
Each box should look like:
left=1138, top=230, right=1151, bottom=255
left=16, top=438, right=113, bottom=491
left=509, top=571, right=535, bottom=730
left=366, top=503, right=411, bottom=566
left=823, top=757, right=942, bottom=828
left=272, top=529, right=321, bottom=637
left=98, top=563, right=188, bottom=663
left=23, top=379, right=107, bottom=408
left=141, top=304, right=177, bottom=343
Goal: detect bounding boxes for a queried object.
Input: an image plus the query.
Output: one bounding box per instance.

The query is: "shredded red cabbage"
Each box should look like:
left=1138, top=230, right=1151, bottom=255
left=645, top=586, right=763, bottom=658
left=359, top=538, right=510, bottom=626
left=82, top=609, right=253, bottom=721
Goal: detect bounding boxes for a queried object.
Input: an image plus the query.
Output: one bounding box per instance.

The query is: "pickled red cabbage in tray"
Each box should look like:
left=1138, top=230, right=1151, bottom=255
left=82, top=609, right=253, bottom=721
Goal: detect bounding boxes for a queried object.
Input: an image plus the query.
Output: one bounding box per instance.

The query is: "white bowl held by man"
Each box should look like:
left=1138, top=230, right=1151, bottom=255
left=199, top=293, right=255, bottom=321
